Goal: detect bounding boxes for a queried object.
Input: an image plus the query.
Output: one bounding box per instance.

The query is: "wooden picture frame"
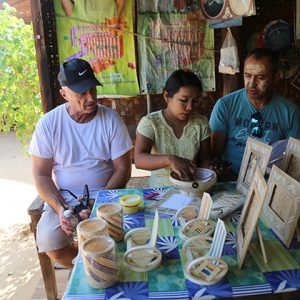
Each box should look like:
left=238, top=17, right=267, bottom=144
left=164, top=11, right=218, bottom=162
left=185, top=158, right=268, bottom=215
left=262, top=165, right=300, bottom=248
left=281, top=137, right=300, bottom=182
left=237, top=137, right=272, bottom=195
left=237, top=167, right=268, bottom=268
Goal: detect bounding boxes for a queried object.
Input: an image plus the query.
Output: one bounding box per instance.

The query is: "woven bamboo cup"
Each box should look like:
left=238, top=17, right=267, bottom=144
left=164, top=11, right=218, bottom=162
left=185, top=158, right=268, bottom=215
left=82, top=236, right=118, bottom=289
left=97, top=203, right=124, bottom=241
left=77, top=217, right=108, bottom=249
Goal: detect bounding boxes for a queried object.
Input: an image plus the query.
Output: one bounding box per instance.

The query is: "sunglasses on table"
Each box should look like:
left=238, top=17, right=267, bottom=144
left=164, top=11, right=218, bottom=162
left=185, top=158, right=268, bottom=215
left=250, top=111, right=264, bottom=138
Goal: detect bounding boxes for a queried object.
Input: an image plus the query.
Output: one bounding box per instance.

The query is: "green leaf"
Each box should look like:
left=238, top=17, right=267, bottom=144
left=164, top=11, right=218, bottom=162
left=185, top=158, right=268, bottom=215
left=0, top=3, right=42, bottom=146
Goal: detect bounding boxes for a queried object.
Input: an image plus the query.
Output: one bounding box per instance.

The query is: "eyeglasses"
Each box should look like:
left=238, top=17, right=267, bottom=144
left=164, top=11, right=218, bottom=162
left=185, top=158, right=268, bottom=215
left=251, top=111, right=264, bottom=138
left=60, top=184, right=91, bottom=213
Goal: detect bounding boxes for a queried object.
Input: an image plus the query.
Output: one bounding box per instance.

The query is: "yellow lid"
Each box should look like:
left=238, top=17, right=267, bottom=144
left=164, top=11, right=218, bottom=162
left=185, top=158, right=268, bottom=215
left=119, top=194, right=141, bottom=207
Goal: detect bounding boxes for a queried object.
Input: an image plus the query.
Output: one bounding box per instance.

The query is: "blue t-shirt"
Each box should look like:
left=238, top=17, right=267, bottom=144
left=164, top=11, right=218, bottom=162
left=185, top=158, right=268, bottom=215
left=209, top=88, right=300, bottom=174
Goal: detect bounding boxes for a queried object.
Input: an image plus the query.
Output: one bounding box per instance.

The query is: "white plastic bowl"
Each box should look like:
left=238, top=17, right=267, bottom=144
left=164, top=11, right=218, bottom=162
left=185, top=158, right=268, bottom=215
left=169, top=168, right=217, bottom=196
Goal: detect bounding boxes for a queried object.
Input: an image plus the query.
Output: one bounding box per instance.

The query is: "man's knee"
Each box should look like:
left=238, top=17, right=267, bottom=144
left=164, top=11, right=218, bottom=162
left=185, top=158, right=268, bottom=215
left=46, top=244, right=78, bottom=268
left=36, top=209, right=73, bottom=253
left=46, top=248, right=65, bottom=261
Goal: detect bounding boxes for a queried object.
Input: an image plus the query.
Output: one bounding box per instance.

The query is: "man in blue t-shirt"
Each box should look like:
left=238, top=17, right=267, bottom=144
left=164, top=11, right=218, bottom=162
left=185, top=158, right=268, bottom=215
left=209, top=48, right=300, bottom=175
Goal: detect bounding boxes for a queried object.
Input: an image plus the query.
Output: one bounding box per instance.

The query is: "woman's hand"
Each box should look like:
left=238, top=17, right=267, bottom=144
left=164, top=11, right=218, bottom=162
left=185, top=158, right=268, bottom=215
left=169, top=155, right=197, bottom=181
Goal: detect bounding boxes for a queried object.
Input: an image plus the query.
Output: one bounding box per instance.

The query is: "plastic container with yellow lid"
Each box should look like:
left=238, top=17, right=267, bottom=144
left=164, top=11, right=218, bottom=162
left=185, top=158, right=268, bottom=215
left=119, top=194, right=142, bottom=214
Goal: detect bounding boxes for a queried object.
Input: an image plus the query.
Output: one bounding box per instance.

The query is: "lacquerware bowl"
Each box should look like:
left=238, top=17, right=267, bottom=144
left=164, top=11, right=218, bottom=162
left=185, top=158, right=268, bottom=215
left=169, top=168, right=217, bottom=196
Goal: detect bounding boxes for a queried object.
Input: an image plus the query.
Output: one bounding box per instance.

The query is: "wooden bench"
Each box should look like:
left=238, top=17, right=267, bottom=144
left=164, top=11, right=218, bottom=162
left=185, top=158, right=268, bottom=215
left=27, top=196, right=58, bottom=300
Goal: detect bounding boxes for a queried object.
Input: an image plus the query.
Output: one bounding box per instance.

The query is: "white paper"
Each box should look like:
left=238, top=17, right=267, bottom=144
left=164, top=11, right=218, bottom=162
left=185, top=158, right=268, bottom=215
left=159, top=193, right=194, bottom=211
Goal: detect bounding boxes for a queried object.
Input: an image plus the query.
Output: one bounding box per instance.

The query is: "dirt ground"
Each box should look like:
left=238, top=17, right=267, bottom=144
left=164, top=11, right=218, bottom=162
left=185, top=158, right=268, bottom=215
left=0, top=131, right=149, bottom=300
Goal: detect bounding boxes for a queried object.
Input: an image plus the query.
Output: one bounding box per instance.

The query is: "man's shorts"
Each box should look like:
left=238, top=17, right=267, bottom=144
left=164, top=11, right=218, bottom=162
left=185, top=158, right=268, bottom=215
left=36, top=205, right=74, bottom=253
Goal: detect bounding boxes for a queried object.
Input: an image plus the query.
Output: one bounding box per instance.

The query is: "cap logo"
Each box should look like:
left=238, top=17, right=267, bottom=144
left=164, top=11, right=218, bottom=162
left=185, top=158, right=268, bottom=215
left=78, top=69, right=87, bottom=76
left=58, top=58, right=102, bottom=92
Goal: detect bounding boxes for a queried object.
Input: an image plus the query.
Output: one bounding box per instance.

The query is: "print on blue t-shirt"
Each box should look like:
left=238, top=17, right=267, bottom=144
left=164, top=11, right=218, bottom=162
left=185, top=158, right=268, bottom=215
left=209, top=89, right=300, bottom=174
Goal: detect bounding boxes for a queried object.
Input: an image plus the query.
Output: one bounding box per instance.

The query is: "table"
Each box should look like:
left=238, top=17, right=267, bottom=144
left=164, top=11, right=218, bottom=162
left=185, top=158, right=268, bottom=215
left=63, top=183, right=300, bottom=299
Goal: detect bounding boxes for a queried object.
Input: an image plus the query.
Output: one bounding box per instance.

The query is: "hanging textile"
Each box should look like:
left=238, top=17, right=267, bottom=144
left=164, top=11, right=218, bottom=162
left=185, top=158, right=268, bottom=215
left=137, top=1, right=215, bottom=93
left=54, top=0, right=140, bottom=96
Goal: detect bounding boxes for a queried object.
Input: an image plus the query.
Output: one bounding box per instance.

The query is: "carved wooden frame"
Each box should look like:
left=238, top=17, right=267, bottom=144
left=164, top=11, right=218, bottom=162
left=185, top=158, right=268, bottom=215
left=237, top=137, right=272, bottom=195
left=237, top=167, right=267, bottom=268
left=281, top=137, right=300, bottom=182
left=262, top=165, right=300, bottom=248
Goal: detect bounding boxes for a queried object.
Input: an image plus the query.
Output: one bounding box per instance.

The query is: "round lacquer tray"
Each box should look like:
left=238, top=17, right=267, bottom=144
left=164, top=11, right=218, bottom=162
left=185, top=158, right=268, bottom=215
left=182, top=235, right=213, bottom=260
left=185, top=256, right=228, bottom=285
left=124, top=245, right=162, bottom=272
left=179, top=218, right=215, bottom=241
left=176, top=205, right=199, bottom=225
left=124, top=227, right=150, bottom=248
left=124, top=223, right=162, bottom=272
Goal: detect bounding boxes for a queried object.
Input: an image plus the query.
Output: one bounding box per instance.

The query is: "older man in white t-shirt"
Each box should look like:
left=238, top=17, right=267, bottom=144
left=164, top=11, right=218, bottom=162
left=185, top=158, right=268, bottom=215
left=29, top=58, right=133, bottom=267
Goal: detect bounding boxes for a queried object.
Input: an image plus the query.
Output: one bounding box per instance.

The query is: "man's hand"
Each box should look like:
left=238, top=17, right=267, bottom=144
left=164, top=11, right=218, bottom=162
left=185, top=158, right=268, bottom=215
left=59, top=209, right=73, bottom=236
left=78, top=209, right=91, bottom=220
left=169, top=156, right=197, bottom=181
left=209, top=158, right=236, bottom=182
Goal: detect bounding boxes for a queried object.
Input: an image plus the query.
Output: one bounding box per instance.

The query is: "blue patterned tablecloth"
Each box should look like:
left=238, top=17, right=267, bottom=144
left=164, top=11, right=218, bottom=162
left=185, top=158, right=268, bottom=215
left=63, top=183, right=300, bottom=299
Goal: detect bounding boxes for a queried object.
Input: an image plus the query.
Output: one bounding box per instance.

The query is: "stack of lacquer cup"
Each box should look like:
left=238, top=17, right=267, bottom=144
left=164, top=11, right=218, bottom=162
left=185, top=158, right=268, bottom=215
left=97, top=202, right=124, bottom=242
left=77, top=202, right=124, bottom=289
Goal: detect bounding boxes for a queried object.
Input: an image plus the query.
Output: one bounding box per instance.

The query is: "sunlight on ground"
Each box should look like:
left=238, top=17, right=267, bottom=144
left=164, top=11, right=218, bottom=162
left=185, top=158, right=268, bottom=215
left=0, top=178, right=37, bottom=229
left=0, top=177, right=40, bottom=300
left=0, top=223, right=41, bottom=300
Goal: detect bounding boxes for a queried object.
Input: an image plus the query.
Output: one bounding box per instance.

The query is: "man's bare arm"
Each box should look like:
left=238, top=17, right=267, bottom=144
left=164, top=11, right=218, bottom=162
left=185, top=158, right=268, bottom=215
left=210, top=131, right=227, bottom=159
left=198, top=137, right=211, bottom=168
left=210, top=132, right=237, bottom=181
left=32, top=155, right=74, bottom=234
left=105, top=151, right=132, bottom=190
left=32, top=155, right=65, bottom=214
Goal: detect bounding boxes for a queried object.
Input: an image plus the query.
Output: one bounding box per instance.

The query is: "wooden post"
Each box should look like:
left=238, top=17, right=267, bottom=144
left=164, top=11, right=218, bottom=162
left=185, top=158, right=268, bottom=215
left=28, top=197, right=58, bottom=300
left=30, top=0, right=60, bottom=113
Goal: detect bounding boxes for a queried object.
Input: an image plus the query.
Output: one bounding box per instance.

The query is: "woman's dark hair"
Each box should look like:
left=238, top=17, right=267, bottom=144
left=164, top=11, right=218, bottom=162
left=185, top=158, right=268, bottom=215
left=163, top=69, right=203, bottom=97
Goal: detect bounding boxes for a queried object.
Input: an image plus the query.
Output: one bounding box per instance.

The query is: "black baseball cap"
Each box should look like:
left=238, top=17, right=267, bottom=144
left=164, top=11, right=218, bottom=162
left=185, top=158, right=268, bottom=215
left=58, top=58, right=102, bottom=93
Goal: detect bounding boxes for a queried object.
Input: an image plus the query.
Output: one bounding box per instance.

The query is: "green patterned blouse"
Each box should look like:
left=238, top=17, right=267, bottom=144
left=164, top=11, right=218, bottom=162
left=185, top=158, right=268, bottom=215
left=136, top=110, right=210, bottom=187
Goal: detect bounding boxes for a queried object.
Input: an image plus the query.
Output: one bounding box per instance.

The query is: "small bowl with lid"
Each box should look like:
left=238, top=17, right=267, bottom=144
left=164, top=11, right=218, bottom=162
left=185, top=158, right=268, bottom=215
left=119, top=194, right=142, bottom=214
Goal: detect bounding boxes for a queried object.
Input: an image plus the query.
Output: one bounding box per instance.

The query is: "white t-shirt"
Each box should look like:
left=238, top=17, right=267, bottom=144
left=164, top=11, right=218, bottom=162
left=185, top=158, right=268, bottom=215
left=29, top=104, right=133, bottom=205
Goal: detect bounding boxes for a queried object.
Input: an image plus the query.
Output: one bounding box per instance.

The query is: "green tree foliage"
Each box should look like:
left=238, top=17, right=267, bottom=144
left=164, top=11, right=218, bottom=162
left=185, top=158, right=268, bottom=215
left=0, top=3, right=42, bottom=147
